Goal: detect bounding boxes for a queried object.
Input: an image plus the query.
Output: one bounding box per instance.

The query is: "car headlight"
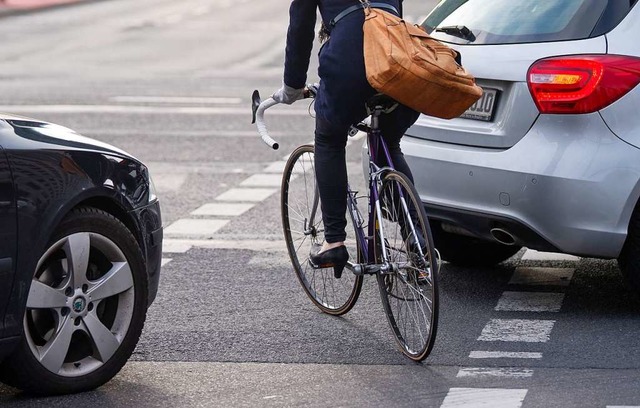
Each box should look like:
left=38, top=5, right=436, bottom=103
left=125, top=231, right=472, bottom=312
left=148, top=174, right=158, bottom=203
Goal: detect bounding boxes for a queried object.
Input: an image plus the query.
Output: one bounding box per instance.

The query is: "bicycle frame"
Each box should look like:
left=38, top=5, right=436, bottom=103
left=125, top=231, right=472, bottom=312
left=343, top=106, right=409, bottom=276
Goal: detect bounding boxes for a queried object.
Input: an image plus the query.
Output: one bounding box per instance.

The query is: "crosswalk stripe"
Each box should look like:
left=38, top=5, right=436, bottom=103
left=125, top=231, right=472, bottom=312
left=440, top=388, right=528, bottom=408
left=162, top=238, right=287, bottom=253
left=478, top=319, right=555, bottom=343
left=191, top=203, right=255, bottom=217
left=469, top=351, right=542, bottom=359
left=456, top=368, right=534, bottom=379
left=495, top=292, right=565, bottom=312
left=509, top=267, right=575, bottom=287
left=164, top=219, right=229, bottom=237
left=521, top=249, right=580, bottom=261
left=215, top=188, right=277, bottom=202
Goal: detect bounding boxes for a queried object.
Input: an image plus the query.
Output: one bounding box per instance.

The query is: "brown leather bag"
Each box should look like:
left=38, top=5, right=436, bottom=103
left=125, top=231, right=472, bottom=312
left=363, top=7, right=483, bottom=119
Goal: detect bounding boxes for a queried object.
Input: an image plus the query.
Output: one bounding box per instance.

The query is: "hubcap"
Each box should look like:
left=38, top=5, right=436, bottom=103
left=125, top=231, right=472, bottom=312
left=25, top=232, right=136, bottom=377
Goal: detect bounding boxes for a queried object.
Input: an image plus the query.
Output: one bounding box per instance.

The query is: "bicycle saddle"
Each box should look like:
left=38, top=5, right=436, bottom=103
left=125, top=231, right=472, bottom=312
left=366, top=93, right=399, bottom=114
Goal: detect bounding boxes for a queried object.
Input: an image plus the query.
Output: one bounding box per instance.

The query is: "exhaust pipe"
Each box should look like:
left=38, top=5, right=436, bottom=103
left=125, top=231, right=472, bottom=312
left=490, top=228, right=517, bottom=246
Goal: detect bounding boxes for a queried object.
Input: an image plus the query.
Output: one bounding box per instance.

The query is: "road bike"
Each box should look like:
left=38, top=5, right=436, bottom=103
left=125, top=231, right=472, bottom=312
left=251, top=86, right=439, bottom=361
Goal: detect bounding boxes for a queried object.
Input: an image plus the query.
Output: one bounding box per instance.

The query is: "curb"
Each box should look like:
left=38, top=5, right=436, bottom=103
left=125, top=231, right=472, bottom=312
left=0, top=0, right=97, bottom=18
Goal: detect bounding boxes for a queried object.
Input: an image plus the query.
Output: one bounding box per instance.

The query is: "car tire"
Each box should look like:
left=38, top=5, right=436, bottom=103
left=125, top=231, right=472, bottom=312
left=618, top=206, right=640, bottom=293
left=0, top=207, right=148, bottom=395
left=431, top=221, right=522, bottom=267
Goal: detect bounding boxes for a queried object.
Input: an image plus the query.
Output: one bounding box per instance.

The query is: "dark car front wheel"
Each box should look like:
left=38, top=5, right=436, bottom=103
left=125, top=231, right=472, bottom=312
left=0, top=207, right=148, bottom=395
left=432, top=222, right=522, bottom=267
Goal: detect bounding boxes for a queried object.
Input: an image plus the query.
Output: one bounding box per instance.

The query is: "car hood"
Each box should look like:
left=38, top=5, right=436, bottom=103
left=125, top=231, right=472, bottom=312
left=0, top=113, right=138, bottom=161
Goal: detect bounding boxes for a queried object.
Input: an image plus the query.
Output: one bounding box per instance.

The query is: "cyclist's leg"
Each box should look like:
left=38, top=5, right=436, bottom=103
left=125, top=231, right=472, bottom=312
left=314, top=116, right=349, bottom=245
left=376, top=103, right=421, bottom=183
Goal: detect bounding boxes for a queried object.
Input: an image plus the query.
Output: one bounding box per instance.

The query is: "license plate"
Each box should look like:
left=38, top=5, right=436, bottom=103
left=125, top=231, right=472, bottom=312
left=461, top=88, right=498, bottom=121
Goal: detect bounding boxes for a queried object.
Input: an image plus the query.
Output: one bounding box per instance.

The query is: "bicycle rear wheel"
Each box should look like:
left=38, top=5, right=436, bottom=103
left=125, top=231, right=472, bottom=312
left=281, top=144, right=363, bottom=315
left=374, top=170, right=439, bottom=361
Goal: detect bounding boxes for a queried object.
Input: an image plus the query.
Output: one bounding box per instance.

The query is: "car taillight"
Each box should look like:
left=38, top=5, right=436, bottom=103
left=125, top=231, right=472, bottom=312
left=527, top=55, right=640, bottom=114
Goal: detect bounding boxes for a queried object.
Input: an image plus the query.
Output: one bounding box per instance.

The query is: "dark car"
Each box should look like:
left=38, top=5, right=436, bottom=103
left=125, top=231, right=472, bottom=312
left=0, top=113, right=162, bottom=395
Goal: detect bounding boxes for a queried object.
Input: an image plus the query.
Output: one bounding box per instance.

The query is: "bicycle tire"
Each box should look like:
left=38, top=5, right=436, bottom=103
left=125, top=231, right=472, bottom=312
left=374, top=170, right=439, bottom=361
left=281, top=144, right=363, bottom=315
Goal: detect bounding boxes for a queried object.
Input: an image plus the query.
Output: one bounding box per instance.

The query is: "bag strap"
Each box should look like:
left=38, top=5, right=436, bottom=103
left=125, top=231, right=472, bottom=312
left=328, top=2, right=398, bottom=29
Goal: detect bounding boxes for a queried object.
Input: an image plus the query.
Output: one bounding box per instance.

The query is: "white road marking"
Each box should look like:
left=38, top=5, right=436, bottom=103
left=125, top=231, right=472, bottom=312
left=456, top=368, right=534, bottom=379
left=153, top=174, right=187, bottom=193
left=478, top=319, right=555, bottom=343
left=509, top=267, right=575, bottom=287
left=164, top=219, right=230, bottom=237
left=469, top=351, right=542, bottom=359
left=110, top=96, right=243, bottom=105
left=495, top=292, right=565, bottom=312
left=161, top=258, right=172, bottom=266
left=215, top=188, right=277, bottom=202
left=191, top=203, right=255, bottom=217
left=520, top=249, right=580, bottom=261
left=162, top=241, right=192, bottom=254
left=240, top=174, right=283, bottom=187
left=607, top=406, right=640, bottom=408
left=0, top=105, right=310, bottom=116
left=440, top=388, right=528, bottom=408
left=162, top=238, right=287, bottom=252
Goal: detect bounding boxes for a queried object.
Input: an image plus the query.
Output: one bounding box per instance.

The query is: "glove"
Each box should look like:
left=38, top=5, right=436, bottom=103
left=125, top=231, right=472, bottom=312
left=272, top=84, right=304, bottom=105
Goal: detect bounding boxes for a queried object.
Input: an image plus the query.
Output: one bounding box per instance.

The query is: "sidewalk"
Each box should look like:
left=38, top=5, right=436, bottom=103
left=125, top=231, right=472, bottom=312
left=0, top=0, right=87, bottom=16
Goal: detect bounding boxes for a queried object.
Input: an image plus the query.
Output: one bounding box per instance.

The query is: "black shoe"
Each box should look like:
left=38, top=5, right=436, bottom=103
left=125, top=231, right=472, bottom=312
left=309, top=244, right=349, bottom=278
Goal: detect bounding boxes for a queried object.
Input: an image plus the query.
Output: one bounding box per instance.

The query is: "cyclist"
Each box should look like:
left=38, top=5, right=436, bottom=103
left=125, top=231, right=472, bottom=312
left=272, top=0, right=419, bottom=278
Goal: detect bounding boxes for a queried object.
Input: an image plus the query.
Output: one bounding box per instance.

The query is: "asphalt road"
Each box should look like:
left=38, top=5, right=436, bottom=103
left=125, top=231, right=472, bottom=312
left=0, top=0, right=639, bottom=407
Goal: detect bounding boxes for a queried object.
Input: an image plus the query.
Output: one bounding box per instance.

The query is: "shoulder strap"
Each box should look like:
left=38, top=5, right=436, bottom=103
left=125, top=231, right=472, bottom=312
left=329, top=3, right=399, bottom=29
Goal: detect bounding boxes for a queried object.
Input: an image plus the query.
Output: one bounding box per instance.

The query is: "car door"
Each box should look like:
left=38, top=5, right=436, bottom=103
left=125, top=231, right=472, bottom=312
left=0, top=145, right=16, bottom=334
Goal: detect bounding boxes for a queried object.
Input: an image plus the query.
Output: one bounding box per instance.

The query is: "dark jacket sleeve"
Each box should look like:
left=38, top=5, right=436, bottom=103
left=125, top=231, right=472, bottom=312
left=283, top=0, right=318, bottom=89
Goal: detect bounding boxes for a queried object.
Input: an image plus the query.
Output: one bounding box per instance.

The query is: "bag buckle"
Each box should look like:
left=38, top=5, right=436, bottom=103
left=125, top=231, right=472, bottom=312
left=359, top=0, right=372, bottom=15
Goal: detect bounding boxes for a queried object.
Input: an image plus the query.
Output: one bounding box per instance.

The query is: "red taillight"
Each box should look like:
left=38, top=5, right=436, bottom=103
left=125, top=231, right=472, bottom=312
left=527, top=55, right=640, bottom=114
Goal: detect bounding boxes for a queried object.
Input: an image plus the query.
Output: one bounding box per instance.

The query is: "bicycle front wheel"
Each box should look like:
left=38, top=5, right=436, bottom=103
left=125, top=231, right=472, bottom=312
left=374, top=170, right=439, bottom=361
left=281, top=144, right=363, bottom=315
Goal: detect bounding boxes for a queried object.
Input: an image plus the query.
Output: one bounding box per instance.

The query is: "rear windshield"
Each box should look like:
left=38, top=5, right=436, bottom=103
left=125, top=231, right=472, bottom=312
left=423, top=0, right=637, bottom=45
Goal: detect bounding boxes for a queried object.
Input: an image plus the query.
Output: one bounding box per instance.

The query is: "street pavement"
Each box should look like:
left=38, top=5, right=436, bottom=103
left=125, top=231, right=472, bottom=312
left=0, top=0, right=639, bottom=407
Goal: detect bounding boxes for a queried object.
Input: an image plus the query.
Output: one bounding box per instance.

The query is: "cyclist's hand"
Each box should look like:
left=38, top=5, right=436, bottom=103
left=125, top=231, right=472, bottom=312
left=272, top=84, right=304, bottom=105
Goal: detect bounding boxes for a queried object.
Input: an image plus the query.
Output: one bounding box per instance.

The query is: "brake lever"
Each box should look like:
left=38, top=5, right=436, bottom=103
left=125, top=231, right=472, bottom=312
left=251, top=90, right=261, bottom=124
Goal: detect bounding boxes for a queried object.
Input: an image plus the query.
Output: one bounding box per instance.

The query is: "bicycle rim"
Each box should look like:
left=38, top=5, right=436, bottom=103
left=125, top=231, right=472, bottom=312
left=281, top=144, right=363, bottom=315
left=375, top=170, right=439, bottom=361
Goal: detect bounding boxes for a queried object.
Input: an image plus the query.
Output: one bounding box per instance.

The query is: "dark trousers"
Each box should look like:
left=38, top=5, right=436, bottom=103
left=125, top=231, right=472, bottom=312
left=314, top=105, right=420, bottom=243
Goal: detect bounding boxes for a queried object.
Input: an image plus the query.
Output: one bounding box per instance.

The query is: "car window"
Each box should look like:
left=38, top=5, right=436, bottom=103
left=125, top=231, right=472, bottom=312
left=423, top=0, right=635, bottom=45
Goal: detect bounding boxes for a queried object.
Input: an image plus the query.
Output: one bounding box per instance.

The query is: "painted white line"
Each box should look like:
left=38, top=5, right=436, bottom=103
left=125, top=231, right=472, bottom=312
left=153, top=174, right=187, bottom=193
left=110, top=96, right=243, bottom=105
left=495, top=292, right=565, bottom=312
left=162, top=239, right=288, bottom=252
left=191, top=203, right=255, bottom=217
left=478, top=319, right=555, bottom=343
left=164, top=219, right=230, bottom=237
left=263, top=162, right=288, bottom=174
left=162, top=241, right=192, bottom=254
left=240, top=174, right=283, bottom=187
left=607, top=406, right=640, bottom=408
left=469, top=351, right=542, bottom=359
left=0, top=105, right=310, bottom=116
left=215, top=188, right=277, bottom=202
left=521, top=249, right=580, bottom=261
left=456, top=368, right=534, bottom=379
left=440, top=388, right=528, bottom=408
left=509, top=267, right=575, bottom=287
left=161, top=258, right=172, bottom=266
